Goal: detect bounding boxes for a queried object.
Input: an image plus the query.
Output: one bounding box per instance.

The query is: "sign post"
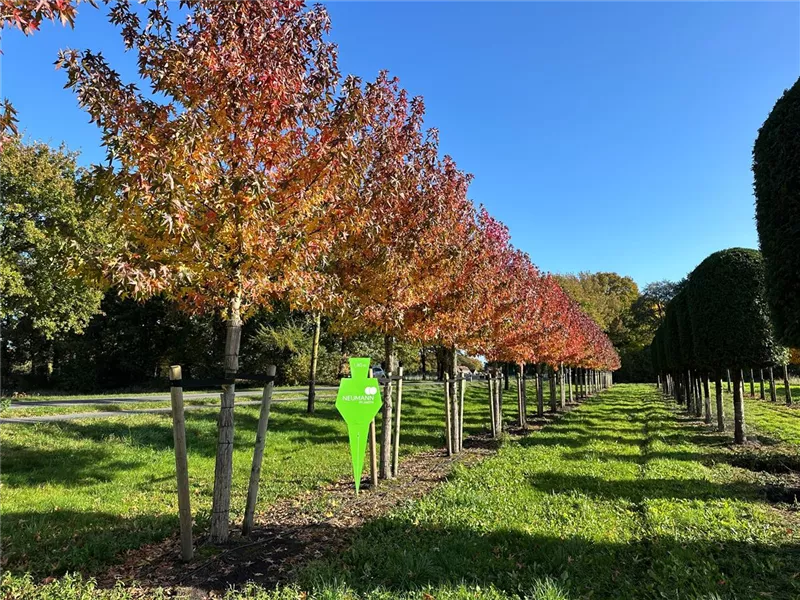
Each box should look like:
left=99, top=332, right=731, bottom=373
left=336, top=357, right=383, bottom=493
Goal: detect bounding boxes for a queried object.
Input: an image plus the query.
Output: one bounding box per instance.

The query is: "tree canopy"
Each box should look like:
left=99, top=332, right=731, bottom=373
left=753, top=76, right=800, bottom=348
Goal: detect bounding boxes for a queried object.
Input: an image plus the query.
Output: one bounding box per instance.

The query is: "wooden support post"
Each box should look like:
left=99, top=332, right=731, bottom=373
left=715, top=372, right=724, bottom=432
left=496, top=373, right=503, bottom=433
left=517, top=367, right=524, bottom=428
left=368, top=368, right=378, bottom=488
left=380, top=370, right=393, bottom=479
left=444, top=373, right=453, bottom=456
left=488, top=373, right=497, bottom=437
left=783, top=364, right=792, bottom=406
left=459, top=373, right=466, bottom=450
left=392, top=367, right=404, bottom=477
left=769, top=367, right=777, bottom=402
left=733, top=368, right=746, bottom=444
left=536, top=364, right=544, bottom=417
left=243, top=364, right=276, bottom=536
left=169, top=366, right=193, bottom=561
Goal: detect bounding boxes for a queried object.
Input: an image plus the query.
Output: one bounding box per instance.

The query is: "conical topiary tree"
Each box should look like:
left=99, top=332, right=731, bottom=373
left=753, top=77, right=800, bottom=349
left=687, top=248, right=783, bottom=443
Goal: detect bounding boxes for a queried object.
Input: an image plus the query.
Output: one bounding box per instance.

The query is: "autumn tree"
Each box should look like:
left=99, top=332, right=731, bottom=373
left=59, top=0, right=378, bottom=542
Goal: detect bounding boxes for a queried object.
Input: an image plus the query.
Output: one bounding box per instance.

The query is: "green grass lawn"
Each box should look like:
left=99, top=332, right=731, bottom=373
left=281, top=384, right=799, bottom=600
left=0, top=382, right=509, bottom=580
left=4, top=384, right=798, bottom=600
left=717, top=386, right=800, bottom=445
left=1, top=394, right=337, bottom=418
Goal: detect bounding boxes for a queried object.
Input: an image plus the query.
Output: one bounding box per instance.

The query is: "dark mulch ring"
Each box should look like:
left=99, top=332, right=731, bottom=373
left=98, top=437, right=500, bottom=598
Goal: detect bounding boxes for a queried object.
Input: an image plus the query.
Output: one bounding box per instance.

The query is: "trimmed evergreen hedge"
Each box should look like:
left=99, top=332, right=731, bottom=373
left=753, top=77, right=800, bottom=347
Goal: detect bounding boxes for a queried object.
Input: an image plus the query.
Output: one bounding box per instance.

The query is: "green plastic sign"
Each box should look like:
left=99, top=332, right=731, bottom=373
left=336, top=357, right=383, bottom=493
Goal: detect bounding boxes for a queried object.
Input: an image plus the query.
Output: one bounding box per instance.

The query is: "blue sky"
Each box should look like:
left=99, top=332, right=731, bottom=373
left=3, top=1, right=799, bottom=289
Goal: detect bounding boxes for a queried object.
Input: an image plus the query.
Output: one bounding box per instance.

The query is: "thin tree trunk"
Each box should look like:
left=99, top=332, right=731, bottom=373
left=210, top=296, right=242, bottom=544
left=559, top=363, right=566, bottom=408
left=703, top=374, right=711, bottom=425
left=307, top=312, right=321, bottom=414
left=759, top=368, right=765, bottom=400
left=715, top=372, right=724, bottom=432
left=695, top=372, right=703, bottom=418
left=783, top=364, right=792, bottom=406
left=549, top=366, right=557, bottom=412
left=749, top=368, right=755, bottom=397
left=369, top=419, right=378, bottom=488
left=568, top=367, right=574, bottom=403
left=769, top=366, right=777, bottom=402
left=243, top=364, right=276, bottom=536
left=420, top=348, right=427, bottom=381
left=726, top=369, right=731, bottom=393
left=732, top=368, right=746, bottom=444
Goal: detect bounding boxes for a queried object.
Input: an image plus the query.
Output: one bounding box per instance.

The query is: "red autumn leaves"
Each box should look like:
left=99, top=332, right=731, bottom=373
left=50, top=0, right=618, bottom=372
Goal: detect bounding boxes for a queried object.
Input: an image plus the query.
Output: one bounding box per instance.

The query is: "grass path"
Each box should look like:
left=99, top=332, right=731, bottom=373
left=287, top=384, right=799, bottom=600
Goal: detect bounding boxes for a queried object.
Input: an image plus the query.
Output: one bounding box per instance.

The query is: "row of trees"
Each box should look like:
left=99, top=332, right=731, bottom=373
left=3, top=0, right=619, bottom=543
left=651, top=248, right=791, bottom=444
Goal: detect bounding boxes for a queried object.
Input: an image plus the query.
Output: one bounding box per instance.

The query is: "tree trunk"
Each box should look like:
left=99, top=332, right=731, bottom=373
left=749, top=369, right=755, bottom=397
left=559, top=363, right=566, bottom=408
left=732, top=368, right=746, bottom=444
left=702, top=374, right=711, bottom=425
left=243, top=364, right=276, bottom=536
left=726, top=369, right=731, bottom=393
left=783, top=364, right=792, bottom=406
left=337, top=335, right=348, bottom=380
left=380, top=335, right=395, bottom=479
left=549, top=366, right=557, bottom=412
left=307, top=313, right=321, bottom=414
left=715, top=373, right=724, bottom=432
left=769, top=366, right=777, bottom=402
left=449, top=347, right=459, bottom=453
left=759, top=368, right=765, bottom=400
left=210, top=296, right=242, bottom=544
left=695, top=372, right=703, bottom=418
left=420, top=347, right=427, bottom=381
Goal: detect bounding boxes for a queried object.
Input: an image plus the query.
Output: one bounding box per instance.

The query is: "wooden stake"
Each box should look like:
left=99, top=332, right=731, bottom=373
left=380, top=370, right=393, bottom=479
left=459, top=372, right=466, bottom=451
left=169, top=366, right=193, bottom=561
left=392, top=366, right=404, bottom=477
left=368, top=367, right=378, bottom=488
left=242, top=364, right=276, bottom=536
left=488, top=374, right=497, bottom=437
left=444, top=373, right=453, bottom=456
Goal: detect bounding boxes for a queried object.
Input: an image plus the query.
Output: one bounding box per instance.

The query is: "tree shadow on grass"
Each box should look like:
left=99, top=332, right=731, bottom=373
left=2, top=510, right=178, bottom=579
left=291, top=520, right=800, bottom=600
left=0, top=441, right=142, bottom=487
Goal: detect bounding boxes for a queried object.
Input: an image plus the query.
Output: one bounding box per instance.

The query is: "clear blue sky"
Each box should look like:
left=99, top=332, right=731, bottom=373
left=3, top=2, right=799, bottom=289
